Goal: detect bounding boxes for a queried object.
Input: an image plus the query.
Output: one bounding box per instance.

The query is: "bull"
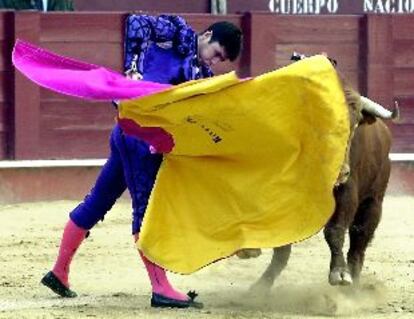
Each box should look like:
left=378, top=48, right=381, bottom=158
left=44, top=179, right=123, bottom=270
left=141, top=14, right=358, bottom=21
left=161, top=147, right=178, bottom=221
left=238, top=53, right=399, bottom=290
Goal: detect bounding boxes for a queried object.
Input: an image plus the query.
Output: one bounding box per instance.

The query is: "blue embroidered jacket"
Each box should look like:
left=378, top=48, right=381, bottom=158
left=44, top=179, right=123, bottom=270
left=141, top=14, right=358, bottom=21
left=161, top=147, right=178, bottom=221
left=124, top=14, right=213, bottom=84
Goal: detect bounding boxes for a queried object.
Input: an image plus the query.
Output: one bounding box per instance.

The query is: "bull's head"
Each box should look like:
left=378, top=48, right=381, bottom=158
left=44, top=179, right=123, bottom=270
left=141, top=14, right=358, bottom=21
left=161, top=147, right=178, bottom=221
left=291, top=52, right=399, bottom=186
left=337, top=86, right=399, bottom=186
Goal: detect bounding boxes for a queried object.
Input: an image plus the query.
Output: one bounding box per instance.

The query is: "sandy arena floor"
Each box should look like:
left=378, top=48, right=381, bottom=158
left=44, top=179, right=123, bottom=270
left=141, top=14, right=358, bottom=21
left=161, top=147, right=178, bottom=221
left=0, top=196, right=413, bottom=319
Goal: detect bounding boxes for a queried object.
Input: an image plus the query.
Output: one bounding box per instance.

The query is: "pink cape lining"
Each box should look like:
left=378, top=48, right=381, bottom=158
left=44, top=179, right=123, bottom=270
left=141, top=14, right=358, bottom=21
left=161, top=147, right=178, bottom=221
left=12, top=39, right=175, bottom=152
left=12, top=39, right=171, bottom=100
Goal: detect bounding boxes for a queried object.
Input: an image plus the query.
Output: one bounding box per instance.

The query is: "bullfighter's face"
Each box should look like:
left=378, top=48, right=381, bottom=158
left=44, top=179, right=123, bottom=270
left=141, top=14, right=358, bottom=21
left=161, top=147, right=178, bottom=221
left=197, top=31, right=228, bottom=67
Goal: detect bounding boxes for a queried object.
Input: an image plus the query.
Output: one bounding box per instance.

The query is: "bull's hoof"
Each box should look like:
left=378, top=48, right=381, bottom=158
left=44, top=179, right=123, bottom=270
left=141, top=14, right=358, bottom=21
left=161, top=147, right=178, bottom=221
left=235, top=248, right=262, bottom=259
left=329, top=268, right=353, bottom=286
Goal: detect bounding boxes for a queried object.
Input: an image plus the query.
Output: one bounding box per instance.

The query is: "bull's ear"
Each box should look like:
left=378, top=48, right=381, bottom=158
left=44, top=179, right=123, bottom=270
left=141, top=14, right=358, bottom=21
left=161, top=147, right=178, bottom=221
left=361, top=110, right=377, bottom=124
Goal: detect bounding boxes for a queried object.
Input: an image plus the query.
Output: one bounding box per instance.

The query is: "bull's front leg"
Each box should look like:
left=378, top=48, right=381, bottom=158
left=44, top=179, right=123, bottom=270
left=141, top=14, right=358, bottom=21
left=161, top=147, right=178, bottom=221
left=324, top=186, right=358, bottom=285
left=324, top=223, right=352, bottom=285
left=324, top=185, right=358, bottom=286
left=347, top=197, right=383, bottom=283
left=249, top=245, right=292, bottom=293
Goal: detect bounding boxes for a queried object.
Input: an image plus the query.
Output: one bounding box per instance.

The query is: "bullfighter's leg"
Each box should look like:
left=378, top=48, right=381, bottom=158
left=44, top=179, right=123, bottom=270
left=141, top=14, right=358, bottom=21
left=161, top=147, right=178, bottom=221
left=41, top=126, right=127, bottom=298
left=118, top=129, right=202, bottom=308
left=324, top=184, right=358, bottom=285
left=249, top=245, right=292, bottom=293
left=347, top=197, right=382, bottom=283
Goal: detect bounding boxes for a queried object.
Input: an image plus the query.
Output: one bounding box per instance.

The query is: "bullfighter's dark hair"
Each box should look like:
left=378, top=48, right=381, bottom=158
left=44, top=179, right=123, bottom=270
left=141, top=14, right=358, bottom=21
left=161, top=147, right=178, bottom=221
left=203, top=21, right=242, bottom=61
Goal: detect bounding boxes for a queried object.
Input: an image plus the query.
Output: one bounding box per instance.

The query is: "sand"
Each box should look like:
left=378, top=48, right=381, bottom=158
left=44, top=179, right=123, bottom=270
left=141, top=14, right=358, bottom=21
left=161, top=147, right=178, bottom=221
left=0, top=196, right=413, bottom=318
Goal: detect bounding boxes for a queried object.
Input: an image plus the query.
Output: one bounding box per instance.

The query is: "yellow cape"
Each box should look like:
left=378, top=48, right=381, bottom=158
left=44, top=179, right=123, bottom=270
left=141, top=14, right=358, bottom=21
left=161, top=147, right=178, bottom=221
left=119, top=56, right=349, bottom=274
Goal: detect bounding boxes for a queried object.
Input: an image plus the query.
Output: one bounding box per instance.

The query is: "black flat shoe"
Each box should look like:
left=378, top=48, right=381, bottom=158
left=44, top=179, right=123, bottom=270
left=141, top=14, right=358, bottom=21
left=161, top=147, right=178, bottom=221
left=151, top=290, right=203, bottom=309
left=41, top=271, right=77, bottom=298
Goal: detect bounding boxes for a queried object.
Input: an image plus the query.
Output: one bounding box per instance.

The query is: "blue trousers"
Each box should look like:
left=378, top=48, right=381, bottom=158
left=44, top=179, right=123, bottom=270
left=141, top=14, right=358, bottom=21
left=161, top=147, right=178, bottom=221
left=70, top=124, right=162, bottom=234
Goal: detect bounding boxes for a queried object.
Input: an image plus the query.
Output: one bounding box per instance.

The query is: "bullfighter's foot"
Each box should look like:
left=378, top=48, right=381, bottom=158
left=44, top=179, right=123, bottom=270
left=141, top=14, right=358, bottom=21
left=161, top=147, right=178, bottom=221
left=329, top=268, right=353, bottom=286
left=41, top=271, right=78, bottom=298
left=151, top=291, right=204, bottom=309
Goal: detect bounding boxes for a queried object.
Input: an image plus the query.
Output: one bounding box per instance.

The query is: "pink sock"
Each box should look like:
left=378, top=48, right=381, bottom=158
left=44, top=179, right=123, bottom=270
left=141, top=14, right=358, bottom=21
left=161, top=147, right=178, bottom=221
left=134, top=234, right=189, bottom=301
left=52, top=219, right=87, bottom=287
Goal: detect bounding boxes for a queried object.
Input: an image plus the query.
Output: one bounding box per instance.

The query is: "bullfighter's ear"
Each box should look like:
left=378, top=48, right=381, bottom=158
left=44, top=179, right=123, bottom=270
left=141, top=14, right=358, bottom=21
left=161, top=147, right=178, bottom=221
left=361, top=110, right=377, bottom=125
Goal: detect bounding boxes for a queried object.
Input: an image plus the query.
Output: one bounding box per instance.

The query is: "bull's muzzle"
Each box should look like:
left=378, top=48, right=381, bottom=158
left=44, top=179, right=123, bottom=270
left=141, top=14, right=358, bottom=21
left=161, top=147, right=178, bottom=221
left=336, top=163, right=351, bottom=187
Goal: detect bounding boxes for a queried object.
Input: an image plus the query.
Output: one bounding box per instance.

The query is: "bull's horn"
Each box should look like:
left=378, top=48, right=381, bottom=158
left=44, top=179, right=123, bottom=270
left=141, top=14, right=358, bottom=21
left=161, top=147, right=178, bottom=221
left=392, top=100, right=400, bottom=121
left=360, top=96, right=400, bottom=120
